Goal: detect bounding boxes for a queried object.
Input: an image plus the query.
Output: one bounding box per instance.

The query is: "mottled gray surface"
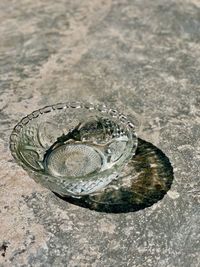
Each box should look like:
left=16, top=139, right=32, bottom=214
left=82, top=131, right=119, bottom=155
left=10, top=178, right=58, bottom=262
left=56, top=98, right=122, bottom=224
left=0, top=0, right=200, bottom=266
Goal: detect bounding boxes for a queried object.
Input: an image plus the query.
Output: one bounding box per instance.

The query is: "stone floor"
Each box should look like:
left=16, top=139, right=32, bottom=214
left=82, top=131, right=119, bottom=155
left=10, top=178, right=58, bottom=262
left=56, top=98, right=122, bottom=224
left=0, top=0, right=200, bottom=266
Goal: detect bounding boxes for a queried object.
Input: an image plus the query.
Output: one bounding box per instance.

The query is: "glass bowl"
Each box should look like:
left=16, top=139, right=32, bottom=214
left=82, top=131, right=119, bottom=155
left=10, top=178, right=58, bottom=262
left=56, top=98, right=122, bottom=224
left=10, top=102, right=138, bottom=196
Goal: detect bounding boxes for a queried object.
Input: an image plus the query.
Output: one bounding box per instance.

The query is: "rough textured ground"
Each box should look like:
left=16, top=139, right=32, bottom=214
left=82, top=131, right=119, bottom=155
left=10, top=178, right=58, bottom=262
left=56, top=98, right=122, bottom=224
left=0, top=0, right=200, bottom=266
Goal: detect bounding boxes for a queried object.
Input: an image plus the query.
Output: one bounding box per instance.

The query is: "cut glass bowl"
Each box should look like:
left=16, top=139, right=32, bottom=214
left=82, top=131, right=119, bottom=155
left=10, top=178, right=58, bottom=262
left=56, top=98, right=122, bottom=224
left=10, top=102, right=138, bottom=196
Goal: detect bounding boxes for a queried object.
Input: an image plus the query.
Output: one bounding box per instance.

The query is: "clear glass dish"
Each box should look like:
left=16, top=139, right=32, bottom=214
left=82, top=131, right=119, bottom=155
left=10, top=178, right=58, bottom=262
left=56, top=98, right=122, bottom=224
left=10, top=102, right=138, bottom=196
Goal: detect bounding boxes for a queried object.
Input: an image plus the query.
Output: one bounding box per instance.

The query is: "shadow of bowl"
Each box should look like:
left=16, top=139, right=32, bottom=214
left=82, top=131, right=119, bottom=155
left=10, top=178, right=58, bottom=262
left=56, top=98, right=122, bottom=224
left=54, top=138, right=174, bottom=213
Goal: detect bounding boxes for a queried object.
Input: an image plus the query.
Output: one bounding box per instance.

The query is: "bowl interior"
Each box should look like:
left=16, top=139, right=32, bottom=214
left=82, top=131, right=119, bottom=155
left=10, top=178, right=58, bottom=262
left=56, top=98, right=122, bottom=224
left=10, top=102, right=137, bottom=183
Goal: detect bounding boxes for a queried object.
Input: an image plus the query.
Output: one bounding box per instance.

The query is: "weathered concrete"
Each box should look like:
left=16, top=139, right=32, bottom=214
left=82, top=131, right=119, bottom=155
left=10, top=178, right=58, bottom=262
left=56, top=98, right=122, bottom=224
left=0, top=0, right=200, bottom=266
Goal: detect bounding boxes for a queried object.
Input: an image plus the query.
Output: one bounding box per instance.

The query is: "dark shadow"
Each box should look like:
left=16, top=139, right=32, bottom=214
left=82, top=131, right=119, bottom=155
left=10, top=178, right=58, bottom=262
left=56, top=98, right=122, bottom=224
left=54, top=138, right=174, bottom=213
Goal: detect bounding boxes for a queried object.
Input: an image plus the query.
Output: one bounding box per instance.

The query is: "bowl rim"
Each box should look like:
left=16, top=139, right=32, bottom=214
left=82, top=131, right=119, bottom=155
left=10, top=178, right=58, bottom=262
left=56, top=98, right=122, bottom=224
left=9, top=101, right=138, bottom=183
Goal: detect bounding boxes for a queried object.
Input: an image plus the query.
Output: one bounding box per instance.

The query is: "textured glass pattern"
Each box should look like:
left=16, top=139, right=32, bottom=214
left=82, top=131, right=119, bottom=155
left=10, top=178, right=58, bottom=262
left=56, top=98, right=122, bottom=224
left=10, top=102, right=138, bottom=196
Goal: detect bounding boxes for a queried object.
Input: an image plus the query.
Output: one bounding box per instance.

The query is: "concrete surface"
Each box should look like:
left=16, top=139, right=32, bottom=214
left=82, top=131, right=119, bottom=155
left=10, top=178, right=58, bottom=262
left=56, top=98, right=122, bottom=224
left=0, top=0, right=200, bottom=266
